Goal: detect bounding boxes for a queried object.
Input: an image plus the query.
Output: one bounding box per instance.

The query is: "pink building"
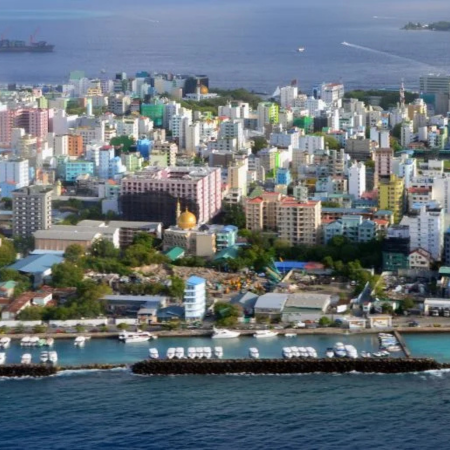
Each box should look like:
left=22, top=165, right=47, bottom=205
left=121, top=166, right=222, bottom=224
left=0, top=108, right=49, bottom=145
left=374, top=148, right=393, bottom=184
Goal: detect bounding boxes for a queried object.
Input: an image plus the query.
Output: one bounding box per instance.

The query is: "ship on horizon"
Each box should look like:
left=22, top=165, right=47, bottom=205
left=0, top=29, right=54, bottom=53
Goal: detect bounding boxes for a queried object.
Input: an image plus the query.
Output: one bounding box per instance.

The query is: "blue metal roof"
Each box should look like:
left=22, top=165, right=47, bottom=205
left=187, top=276, right=206, bottom=286
left=9, top=254, right=64, bottom=274
left=275, top=261, right=307, bottom=271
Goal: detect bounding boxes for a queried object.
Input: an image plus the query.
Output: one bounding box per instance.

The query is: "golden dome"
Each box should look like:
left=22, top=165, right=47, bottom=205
left=200, top=85, right=209, bottom=94
left=177, top=208, right=197, bottom=230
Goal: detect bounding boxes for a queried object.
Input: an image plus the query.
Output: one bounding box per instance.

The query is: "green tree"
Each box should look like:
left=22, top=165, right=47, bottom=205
left=90, top=239, right=120, bottom=259
left=318, top=316, right=332, bottom=327
left=132, top=232, right=154, bottom=249
left=0, top=239, right=17, bottom=267
left=64, top=244, right=85, bottom=263
left=214, top=302, right=241, bottom=326
left=17, top=307, right=43, bottom=321
left=117, top=323, right=129, bottom=331
left=222, top=204, right=246, bottom=228
left=251, top=136, right=268, bottom=154
left=1, top=198, right=12, bottom=210
left=75, top=324, right=86, bottom=333
left=51, top=262, right=84, bottom=288
left=402, top=297, right=416, bottom=310
left=391, top=123, right=402, bottom=139
left=33, top=324, right=47, bottom=334
left=381, top=303, right=394, bottom=314
left=167, top=276, right=185, bottom=300
left=110, top=135, right=135, bottom=153
left=322, top=256, right=334, bottom=268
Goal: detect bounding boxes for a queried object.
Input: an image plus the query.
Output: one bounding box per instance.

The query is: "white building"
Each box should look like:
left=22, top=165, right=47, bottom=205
left=0, top=157, right=29, bottom=196
left=392, top=154, right=417, bottom=189
left=298, top=135, right=325, bottom=155
left=348, top=162, right=366, bottom=199
left=280, top=85, right=298, bottom=108
left=184, top=276, right=206, bottom=320
left=185, top=122, right=201, bottom=154
left=219, top=119, right=244, bottom=149
left=401, top=122, right=414, bottom=147
left=400, top=204, right=444, bottom=261
left=218, top=102, right=249, bottom=120
left=321, top=83, right=344, bottom=105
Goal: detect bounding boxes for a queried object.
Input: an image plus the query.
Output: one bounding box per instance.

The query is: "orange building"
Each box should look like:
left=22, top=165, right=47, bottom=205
left=68, top=134, right=84, bottom=157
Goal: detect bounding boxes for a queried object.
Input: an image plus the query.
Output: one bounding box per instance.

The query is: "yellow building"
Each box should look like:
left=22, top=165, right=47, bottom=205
left=378, top=174, right=405, bottom=224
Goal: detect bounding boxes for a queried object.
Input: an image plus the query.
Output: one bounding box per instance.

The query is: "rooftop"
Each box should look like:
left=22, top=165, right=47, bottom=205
left=285, top=293, right=332, bottom=310
left=9, top=254, right=64, bottom=274
left=187, top=276, right=206, bottom=286
left=255, top=293, right=288, bottom=311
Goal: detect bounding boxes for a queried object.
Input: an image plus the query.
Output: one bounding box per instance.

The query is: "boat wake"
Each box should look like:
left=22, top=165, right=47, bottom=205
left=341, top=41, right=440, bottom=69
left=57, top=367, right=129, bottom=377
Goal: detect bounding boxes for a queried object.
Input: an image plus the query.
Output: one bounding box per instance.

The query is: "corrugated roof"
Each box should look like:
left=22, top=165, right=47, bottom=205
left=255, top=293, right=288, bottom=311
left=9, top=254, right=64, bottom=274
left=164, top=247, right=185, bottom=262
left=187, top=276, right=205, bottom=286
left=439, top=267, right=450, bottom=275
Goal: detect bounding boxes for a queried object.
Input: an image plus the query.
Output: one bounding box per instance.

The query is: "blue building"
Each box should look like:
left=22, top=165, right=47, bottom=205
left=276, top=168, right=292, bottom=186
left=63, top=161, right=95, bottom=182
left=136, top=138, right=153, bottom=159
left=184, top=276, right=206, bottom=320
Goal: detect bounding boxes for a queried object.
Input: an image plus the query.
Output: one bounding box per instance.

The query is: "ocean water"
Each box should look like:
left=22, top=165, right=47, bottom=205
left=0, top=0, right=450, bottom=90
left=2, top=369, right=450, bottom=449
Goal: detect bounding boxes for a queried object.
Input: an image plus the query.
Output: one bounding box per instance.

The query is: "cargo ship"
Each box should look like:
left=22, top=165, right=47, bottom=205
left=0, top=39, right=54, bottom=53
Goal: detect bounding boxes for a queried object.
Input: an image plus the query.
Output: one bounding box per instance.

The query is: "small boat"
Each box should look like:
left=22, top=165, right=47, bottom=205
left=373, top=350, right=390, bottom=358
left=29, top=336, right=40, bottom=346
left=175, top=347, right=185, bottom=359
left=149, top=348, right=159, bottom=359
left=166, top=348, right=175, bottom=359
left=386, top=345, right=402, bottom=352
left=253, top=330, right=278, bottom=338
left=345, top=344, right=358, bottom=359
left=203, top=347, right=212, bottom=359
left=74, top=336, right=86, bottom=347
left=333, top=342, right=346, bottom=358
left=306, top=347, right=317, bottom=358
left=40, top=351, right=49, bottom=363
left=298, top=347, right=308, bottom=358
left=0, top=352, right=5, bottom=365
left=187, top=347, right=196, bottom=359
left=249, top=347, right=259, bottom=359
left=120, top=331, right=152, bottom=343
left=325, top=348, right=335, bottom=358
left=45, top=338, right=54, bottom=347
left=378, top=333, right=394, bottom=338
left=282, top=347, right=293, bottom=359
left=291, top=346, right=300, bottom=358
left=20, top=336, right=31, bottom=346
left=297, top=47, right=305, bottom=52
left=0, top=337, right=11, bottom=348
left=285, top=333, right=296, bottom=338
left=214, top=346, right=223, bottom=358
left=48, top=351, right=58, bottom=364
left=196, top=347, right=204, bottom=359
left=342, top=41, right=350, bottom=46
left=211, top=327, right=240, bottom=339
left=360, top=351, right=371, bottom=358
left=38, top=338, right=46, bottom=347
left=21, top=353, right=32, bottom=364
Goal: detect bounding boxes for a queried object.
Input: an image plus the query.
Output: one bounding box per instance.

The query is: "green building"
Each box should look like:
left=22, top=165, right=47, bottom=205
left=293, top=116, right=314, bottom=133
left=141, top=103, right=164, bottom=127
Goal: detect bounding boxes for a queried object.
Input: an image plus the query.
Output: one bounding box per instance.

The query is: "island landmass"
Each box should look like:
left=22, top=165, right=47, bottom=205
left=402, top=21, right=450, bottom=31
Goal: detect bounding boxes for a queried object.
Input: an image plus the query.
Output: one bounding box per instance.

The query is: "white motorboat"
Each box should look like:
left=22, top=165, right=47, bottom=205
left=187, top=347, right=196, bottom=359
left=386, top=345, right=401, bottom=352
left=196, top=347, right=204, bottom=359
left=166, top=348, right=175, bottom=359
left=211, top=327, right=240, bottom=339
left=214, top=346, right=223, bottom=358
left=203, top=347, right=212, bottom=359
left=175, top=347, right=185, bottom=359
left=306, top=347, right=317, bottom=358
left=48, top=351, right=58, bottom=364
left=249, top=347, right=259, bottom=359
left=325, top=348, right=335, bottom=358
left=378, top=333, right=394, bottom=338
left=253, top=330, right=278, bottom=338
left=282, top=347, right=293, bottom=359
left=0, top=337, right=11, bottom=348
left=285, top=333, right=296, bottom=338
left=21, top=353, right=32, bottom=364
left=345, top=344, right=358, bottom=359
left=360, top=351, right=371, bottom=358
left=20, top=336, right=31, bottom=346
left=45, top=338, right=54, bottom=347
left=40, top=351, right=49, bottom=363
left=149, top=348, right=159, bottom=359
left=298, top=346, right=308, bottom=357
left=29, top=336, right=40, bottom=346
left=297, top=47, right=305, bottom=52
left=0, top=352, right=5, bottom=365
left=124, top=335, right=150, bottom=344
left=74, top=336, right=86, bottom=347
left=290, top=346, right=300, bottom=358
left=333, top=342, right=346, bottom=358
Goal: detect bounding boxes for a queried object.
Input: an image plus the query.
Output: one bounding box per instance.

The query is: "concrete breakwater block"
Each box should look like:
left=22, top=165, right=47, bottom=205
left=0, top=364, right=58, bottom=378
left=131, top=358, right=442, bottom=376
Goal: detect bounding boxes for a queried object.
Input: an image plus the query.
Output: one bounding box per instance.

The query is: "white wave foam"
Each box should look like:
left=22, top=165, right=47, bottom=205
left=57, top=367, right=129, bottom=377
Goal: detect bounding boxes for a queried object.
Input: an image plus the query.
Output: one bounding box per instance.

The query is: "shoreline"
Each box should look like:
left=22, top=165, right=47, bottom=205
left=3, top=326, right=450, bottom=340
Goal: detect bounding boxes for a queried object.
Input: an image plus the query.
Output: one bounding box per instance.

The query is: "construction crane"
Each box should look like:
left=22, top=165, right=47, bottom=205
left=29, top=27, right=40, bottom=45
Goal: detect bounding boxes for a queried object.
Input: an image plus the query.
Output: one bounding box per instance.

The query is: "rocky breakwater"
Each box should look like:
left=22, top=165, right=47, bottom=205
left=0, top=364, right=58, bottom=378
left=132, top=358, right=442, bottom=376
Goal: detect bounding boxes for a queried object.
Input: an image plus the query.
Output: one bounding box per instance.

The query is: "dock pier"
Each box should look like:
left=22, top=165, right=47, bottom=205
left=394, top=330, right=411, bottom=358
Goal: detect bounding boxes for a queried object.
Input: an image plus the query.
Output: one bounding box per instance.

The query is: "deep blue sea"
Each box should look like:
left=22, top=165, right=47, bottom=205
left=0, top=333, right=449, bottom=449
left=1, top=0, right=450, bottom=91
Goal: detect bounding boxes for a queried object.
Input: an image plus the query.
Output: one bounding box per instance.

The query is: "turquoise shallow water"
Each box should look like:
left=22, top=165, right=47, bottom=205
left=403, top=333, right=450, bottom=362
left=1, top=334, right=384, bottom=365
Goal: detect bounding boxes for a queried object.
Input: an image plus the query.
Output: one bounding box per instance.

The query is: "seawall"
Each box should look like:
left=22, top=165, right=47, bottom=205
left=131, top=358, right=442, bottom=376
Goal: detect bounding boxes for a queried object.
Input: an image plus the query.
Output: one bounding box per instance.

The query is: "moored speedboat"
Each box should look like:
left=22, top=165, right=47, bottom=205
left=29, top=336, right=40, bottom=346
left=149, top=348, right=159, bottom=359
left=175, top=347, right=185, bottom=359
left=211, top=327, right=240, bottom=339
left=360, top=351, right=371, bottom=358
left=20, top=336, right=31, bottom=346
left=166, top=348, right=175, bottom=359
left=0, top=352, right=5, bottom=365
left=249, top=347, right=259, bottom=359
left=45, top=338, right=54, bottom=347
left=187, top=347, right=196, bottom=359
left=0, top=337, right=11, bottom=348
left=333, top=342, right=346, bottom=358
left=291, top=346, right=300, bottom=358
left=282, top=347, right=293, bottom=359
left=298, top=347, right=308, bottom=358
left=306, top=347, right=317, bottom=358
left=285, top=333, right=296, bottom=338
left=120, top=331, right=152, bottom=343
left=203, top=347, right=212, bottom=359
left=345, top=344, right=358, bottom=359
left=74, top=336, right=86, bottom=347
left=214, top=346, right=223, bottom=358
left=40, top=351, right=49, bottom=363
left=48, top=351, right=58, bottom=364
left=21, top=353, right=32, bottom=364
left=253, top=330, right=278, bottom=338
left=38, top=338, right=46, bottom=347
left=325, top=348, right=335, bottom=358
left=195, top=347, right=204, bottom=359
left=386, top=345, right=401, bottom=352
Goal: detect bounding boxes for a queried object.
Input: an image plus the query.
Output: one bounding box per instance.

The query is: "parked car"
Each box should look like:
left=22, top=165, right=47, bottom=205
left=408, top=321, right=420, bottom=327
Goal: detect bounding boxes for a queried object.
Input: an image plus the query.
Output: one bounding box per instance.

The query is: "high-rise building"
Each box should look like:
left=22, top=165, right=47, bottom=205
left=280, top=85, right=298, bottom=108
left=257, top=102, right=279, bottom=129
left=378, top=174, right=405, bottom=224
left=348, top=162, right=366, bottom=199
left=0, top=157, right=29, bottom=198
left=374, top=148, right=394, bottom=184
left=184, top=276, right=206, bottom=320
left=12, top=186, right=53, bottom=238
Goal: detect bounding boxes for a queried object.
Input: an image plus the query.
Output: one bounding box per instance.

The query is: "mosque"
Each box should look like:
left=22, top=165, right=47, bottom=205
left=163, top=201, right=238, bottom=257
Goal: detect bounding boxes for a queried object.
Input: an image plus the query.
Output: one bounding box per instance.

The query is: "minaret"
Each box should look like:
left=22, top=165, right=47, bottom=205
left=176, top=198, right=181, bottom=222
left=400, top=79, right=406, bottom=111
